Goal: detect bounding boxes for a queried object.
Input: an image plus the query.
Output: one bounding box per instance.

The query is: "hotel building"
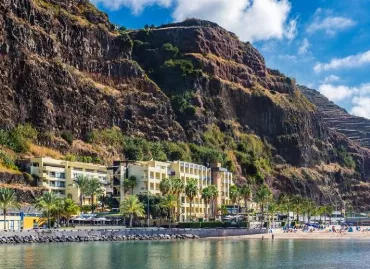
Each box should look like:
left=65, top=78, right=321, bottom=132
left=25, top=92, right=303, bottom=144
left=109, top=160, right=234, bottom=220
left=20, top=157, right=112, bottom=205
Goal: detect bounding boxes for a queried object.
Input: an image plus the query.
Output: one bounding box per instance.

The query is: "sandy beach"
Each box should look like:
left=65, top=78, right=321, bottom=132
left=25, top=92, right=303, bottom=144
left=227, top=229, right=370, bottom=240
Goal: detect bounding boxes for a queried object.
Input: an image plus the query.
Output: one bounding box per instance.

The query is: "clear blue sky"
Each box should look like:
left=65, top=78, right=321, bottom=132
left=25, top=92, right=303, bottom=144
left=92, top=0, right=370, bottom=119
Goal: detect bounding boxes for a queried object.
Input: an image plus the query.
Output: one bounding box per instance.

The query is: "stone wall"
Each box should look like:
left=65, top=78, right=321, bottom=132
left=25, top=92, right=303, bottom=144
left=0, top=228, right=266, bottom=244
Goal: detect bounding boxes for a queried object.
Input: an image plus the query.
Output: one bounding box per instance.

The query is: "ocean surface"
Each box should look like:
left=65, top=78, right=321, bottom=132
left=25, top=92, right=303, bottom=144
left=0, top=239, right=369, bottom=269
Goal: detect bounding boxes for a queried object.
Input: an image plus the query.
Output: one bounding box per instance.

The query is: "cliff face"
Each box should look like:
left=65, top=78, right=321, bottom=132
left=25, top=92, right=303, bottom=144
left=131, top=20, right=330, bottom=167
left=300, top=85, right=370, bottom=149
left=0, top=0, right=184, bottom=141
left=1, top=1, right=370, bottom=207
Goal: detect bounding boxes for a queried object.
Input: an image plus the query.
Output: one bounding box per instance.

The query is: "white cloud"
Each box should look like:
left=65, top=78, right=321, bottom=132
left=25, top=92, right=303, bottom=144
left=351, top=97, right=370, bottom=119
left=92, top=0, right=297, bottom=42
left=318, top=84, right=354, bottom=102
left=298, top=38, right=310, bottom=55
left=307, top=9, right=356, bottom=35
left=91, top=0, right=172, bottom=13
left=278, top=54, right=297, bottom=61
left=321, top=75, right=340, bottom=83
left=314, top=50, right=370, bottom=72
left=173, top=0, right=297, bottom=42
left=318, top=83, right=370, bottom=119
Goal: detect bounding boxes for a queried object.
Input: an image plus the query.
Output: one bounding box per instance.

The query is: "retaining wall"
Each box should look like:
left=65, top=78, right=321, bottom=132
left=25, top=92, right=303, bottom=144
left=0, top=228, right=267, bottom=239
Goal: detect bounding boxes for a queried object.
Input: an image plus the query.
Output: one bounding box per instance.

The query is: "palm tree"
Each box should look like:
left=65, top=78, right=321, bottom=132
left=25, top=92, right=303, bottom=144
left=35, top=192, right=57, bottom=229
left=86, top=178, right=103, bottom=213
left=160, top=194, right=177, bottom=228
left=240, top=185, right=252, bottom=213
left=267, top=200, right=278, bottom=228
left=120, top=195, right=145, bottom=227
left=159, top=178, right=172, bottom=195
left=172, top=178, right=184, bottom=221
left=278, top=193, right=292, bottom=228
left=291, top=195, right=304, bottom=224
left=202, top=187, right=212, bottom=221
left=254, top=184, right=272, bottom=228
left=229, top=185, right=240, bottom=214
left=123, top=175, right=138, bottom=195
left=0, top=188, right=20, bottom=230
left=325, top=205, right=334, bottom=225
left=75, top=175, right=89, bottom=209
left=60, top=198, right=79, bottom=227
left=208, top=185, right=219, bottom=219
left=53, top=198, right=64, bottom=228
left=185, top=179, right=198, bottom=221
left=303, top=198, right=316, bottom=223
left=218, top=204, right=228, bottom=216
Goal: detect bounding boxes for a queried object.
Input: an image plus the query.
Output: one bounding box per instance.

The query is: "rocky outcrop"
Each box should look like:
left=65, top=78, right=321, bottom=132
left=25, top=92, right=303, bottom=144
left=0, top=0, right=184, bottom=141
left=300, top=85, right=370, bottom=149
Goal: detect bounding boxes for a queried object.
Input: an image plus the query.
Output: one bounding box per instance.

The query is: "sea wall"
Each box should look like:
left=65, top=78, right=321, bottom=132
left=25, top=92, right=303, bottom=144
left=0, top=228, right=266, bottom=244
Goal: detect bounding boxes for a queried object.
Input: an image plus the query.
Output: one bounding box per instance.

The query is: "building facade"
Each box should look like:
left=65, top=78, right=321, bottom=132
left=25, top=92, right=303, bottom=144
left=21, top=157, right=111, bottom=205
left=109, top=160, right=234, bottom=220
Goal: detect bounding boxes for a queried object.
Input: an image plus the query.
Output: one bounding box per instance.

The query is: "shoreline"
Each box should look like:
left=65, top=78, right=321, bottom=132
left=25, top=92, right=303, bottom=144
left=209, top=229, right=370, bottom=240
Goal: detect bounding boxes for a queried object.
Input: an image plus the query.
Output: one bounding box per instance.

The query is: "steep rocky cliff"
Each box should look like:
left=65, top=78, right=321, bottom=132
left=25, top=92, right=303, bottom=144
left=300, top=85, right=370, bottom=149
left=0, top=0, right=369, bottom=208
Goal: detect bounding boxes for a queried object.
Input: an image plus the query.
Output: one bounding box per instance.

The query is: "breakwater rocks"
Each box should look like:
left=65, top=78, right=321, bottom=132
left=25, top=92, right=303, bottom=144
left=0, top=234, right=199, bottom=244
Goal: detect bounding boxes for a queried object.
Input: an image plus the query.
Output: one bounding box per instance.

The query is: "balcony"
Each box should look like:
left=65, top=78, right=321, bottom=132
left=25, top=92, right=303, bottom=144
left=113, top=178, right=120, bottom=186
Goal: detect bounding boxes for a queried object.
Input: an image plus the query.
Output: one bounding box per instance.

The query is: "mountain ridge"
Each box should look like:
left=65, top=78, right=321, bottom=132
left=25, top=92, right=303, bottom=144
left=0, top=0, right=370, bottom=208
left=300, top=85, right=370, bottom=149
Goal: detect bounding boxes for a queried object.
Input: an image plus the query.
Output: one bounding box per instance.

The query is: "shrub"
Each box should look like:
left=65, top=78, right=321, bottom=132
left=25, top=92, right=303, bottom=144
left=162, top=59, right=196, bottom=76
left=0, top=150, right=18, bottom=170
left=0, top=124, right=38, bottom=153
left=336, top=146, right=356, bottom=169
left=201, top=222, right=224, bottom=228
left=88, top=127, right=124, bottom=148
left=162, top=43, right=179, bottom=55
left=61, top=131, right=73, bottom=145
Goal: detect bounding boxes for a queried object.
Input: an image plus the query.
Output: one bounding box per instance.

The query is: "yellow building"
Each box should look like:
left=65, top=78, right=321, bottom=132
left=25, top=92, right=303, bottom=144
left=110, top=160, right=234, bottom=220
left=23, top=215, right=41, bottom=229
left=22, top=157, right=111, bottom=205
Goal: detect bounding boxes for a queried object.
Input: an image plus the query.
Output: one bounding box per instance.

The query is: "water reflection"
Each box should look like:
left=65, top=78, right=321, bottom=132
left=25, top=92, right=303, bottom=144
left=1, top=239, right=370, bottom=269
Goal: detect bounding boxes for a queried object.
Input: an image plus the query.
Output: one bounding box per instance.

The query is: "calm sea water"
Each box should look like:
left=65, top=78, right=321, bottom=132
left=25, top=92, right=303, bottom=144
left=0, top=239, right=369, bottom=269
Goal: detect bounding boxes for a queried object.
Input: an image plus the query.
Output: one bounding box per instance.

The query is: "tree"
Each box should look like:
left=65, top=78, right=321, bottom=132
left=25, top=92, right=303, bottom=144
left=208, top=185, right=219, bottom=219
left=278, top=193, right=293, bottom=228
left=160, top=194, right=177, bottom=228
left=202, top=187, right=212, bottom=221
left=35, top=192, right=57, bottom=229
left=123, top=175, right=137, bottom=195
left=172, top=178, right=184, bottom=221
left=303, top=198, right=316, bottom=223
left=75, top=175, right=89, bottom=209
left=240, top=185, right=252, bottom=212
left=159, top=178, right=172, bottom=195
left=254, top=184, right=272, bottom=228
left=52, top=198, right=64, bottom=228
left=229, top=185, right=240, bottom=214
left=185, top=179, right=198, bottom=221
left=291, top=195, right=304, bottom=224
left=218, top=204, right=228, bottom=216
left=324, top=205, right=334, bottom=225
left=60, top=198, right=79, bottom=227
left=0, top=188, right=20, bottom=230
left=120, top=195, right=145, bottom=227
left=86, top=178, right=103, bottom=213
left=267, top=200, right=278, bottom=228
